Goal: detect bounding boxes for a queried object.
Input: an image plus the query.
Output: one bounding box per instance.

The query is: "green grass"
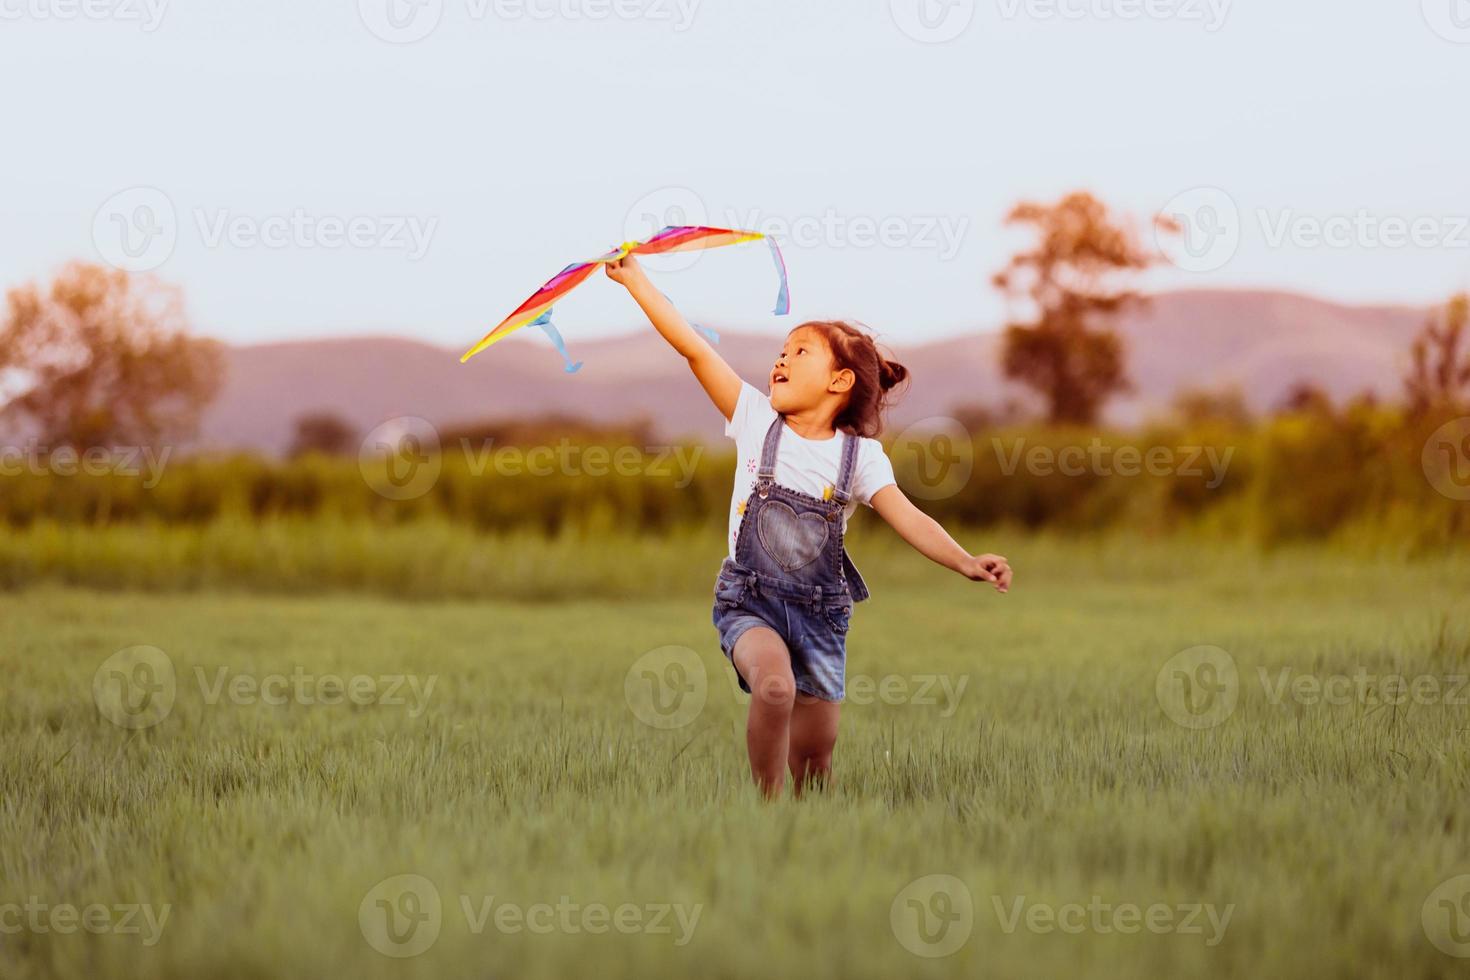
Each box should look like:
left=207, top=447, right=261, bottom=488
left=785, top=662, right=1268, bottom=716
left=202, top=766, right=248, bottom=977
left=3, top=535, right=1470, bottom=979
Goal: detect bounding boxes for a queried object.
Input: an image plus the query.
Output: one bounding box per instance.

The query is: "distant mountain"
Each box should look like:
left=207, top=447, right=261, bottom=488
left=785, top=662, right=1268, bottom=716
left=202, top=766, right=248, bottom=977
left=197, top=289, right=1426, bottom=454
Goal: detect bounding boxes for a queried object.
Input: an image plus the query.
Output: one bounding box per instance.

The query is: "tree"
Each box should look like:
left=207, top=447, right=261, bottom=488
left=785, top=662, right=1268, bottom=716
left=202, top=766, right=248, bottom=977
left=1276, top=381, right=1335, bottom=418
left=0, top=262, right=222, bottom=449
left=1172, top=385, right=1253, bottom=427
left=992, top=192, right=1161, bottom=425
left=288, top=412, right=359, bottom=458
left=1404, top=293, right=1470, bottom=418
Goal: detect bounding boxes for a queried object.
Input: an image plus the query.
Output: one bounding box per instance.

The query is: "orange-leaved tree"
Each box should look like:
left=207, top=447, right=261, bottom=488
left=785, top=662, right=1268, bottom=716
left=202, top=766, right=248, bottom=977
left=1404, top=293, right=1470, bottom=419
left=992, top=192, right=1163, bottom=425
left=0, top=262, right=222, bottom=449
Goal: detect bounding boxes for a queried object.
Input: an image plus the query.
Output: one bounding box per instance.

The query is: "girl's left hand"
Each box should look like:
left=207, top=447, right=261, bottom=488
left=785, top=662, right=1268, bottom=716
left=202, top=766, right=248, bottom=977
left=964, top=554, right=1012, bottom=593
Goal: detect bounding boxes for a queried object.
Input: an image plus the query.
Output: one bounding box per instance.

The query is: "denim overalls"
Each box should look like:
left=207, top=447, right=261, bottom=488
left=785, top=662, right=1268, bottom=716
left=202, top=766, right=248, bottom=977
left=711, top=415, right=871, bottom=701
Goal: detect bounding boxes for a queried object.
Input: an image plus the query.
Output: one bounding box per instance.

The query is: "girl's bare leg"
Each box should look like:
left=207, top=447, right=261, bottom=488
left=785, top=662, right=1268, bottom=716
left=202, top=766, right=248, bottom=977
left=788, top=696, right=840, bottom=797
left=731, top=628, right=796, bottom=799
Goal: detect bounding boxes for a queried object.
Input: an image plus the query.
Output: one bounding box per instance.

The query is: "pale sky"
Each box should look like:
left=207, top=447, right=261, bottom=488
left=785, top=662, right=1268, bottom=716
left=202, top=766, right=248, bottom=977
left=3, top=0, right=1469, bottom=352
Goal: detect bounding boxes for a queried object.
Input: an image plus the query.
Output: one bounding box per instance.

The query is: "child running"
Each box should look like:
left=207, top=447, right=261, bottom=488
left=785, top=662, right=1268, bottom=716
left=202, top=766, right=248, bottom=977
left=606, top=255, right=1013, bottom=798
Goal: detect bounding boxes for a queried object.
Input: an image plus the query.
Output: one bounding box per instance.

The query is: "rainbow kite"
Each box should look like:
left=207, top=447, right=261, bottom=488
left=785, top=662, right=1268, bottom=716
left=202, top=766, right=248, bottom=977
left=461, top=225, right=790, bottom=369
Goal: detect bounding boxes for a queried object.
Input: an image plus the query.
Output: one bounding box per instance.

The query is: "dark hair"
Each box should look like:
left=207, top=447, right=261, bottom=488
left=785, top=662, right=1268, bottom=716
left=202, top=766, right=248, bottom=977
left=795, top=320, right=909, bottom=438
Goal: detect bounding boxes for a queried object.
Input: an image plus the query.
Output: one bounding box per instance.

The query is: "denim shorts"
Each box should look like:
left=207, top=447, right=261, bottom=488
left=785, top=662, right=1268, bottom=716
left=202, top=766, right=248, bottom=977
left=711, top=559, right=853, bottom=702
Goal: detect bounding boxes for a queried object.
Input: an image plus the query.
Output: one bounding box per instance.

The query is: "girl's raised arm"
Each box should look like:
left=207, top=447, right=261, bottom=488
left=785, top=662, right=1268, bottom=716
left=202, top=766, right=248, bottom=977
left=606, top=255, right=742, bottom=421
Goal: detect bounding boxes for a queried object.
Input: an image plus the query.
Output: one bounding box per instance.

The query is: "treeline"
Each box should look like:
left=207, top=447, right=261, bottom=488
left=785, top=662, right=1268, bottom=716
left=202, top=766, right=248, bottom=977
left=2, top=406, right=1464, bottom=552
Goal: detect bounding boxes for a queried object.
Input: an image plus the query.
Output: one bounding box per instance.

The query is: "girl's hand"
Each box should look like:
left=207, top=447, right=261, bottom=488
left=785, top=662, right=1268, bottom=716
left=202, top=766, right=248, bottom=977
left=605, top=255, right=647, bottom=289
left=963, top=553, right=1012, bottom=593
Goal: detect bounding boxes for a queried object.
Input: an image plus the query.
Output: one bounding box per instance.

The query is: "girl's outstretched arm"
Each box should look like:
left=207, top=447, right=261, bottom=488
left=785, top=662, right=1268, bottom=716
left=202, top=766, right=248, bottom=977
left=870, top=485, right=1012, bottom=593
left=606, top=255, right=742, bottom=421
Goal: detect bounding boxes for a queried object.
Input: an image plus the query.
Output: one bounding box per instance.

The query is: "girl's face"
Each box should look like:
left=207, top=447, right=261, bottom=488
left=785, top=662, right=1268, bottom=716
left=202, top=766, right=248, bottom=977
left=769, top=327, right=848, bottom=414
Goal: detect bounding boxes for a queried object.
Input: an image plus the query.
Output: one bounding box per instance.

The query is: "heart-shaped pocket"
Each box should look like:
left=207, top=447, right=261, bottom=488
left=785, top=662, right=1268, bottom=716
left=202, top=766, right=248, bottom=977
left=756, top=499, right=829, bottom=572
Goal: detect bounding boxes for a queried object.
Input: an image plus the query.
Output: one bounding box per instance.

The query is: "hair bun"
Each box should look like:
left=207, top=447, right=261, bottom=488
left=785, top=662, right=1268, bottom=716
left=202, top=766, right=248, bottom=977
left=878, top=358, right=909, bottom=392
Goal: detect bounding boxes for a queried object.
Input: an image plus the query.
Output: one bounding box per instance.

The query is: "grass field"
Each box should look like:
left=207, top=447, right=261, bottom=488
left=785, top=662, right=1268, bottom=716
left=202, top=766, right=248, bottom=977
left=3, top=534, right=1470, bottom=979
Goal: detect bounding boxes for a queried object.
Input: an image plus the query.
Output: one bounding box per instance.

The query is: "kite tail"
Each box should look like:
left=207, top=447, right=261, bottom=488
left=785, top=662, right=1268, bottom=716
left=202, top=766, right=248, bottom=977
left=767, top=236, right=790, bottom=316
left=532, top=309, right=583, bottom=374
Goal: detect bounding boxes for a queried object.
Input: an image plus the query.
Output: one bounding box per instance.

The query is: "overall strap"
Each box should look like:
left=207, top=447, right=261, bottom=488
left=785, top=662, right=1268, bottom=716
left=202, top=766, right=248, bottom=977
left=757, top=415, right=784, bottom=483
left=832, top=431, right=860, bottom=505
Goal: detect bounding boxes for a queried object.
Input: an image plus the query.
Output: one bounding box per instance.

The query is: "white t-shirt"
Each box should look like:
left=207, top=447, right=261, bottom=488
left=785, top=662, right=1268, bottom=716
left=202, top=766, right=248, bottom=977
left=723, top=381, right=896, bottom=560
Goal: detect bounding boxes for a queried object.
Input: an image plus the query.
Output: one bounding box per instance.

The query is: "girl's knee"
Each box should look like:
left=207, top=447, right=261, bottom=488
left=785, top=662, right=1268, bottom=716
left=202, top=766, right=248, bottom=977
left=734, top=631, right=796, bottom=708
left=752, top=669, right=797, bottom=708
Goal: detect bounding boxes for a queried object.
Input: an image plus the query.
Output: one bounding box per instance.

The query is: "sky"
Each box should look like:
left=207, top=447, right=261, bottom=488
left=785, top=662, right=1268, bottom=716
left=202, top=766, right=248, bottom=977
left=3, top=0, right=1469, bottom=353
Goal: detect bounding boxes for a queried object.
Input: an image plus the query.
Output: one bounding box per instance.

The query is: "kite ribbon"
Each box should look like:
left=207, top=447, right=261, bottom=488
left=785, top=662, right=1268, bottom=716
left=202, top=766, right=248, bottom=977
left=530, top=309, right=583, bottom=374
left=767, top=237, right=789, bottom=316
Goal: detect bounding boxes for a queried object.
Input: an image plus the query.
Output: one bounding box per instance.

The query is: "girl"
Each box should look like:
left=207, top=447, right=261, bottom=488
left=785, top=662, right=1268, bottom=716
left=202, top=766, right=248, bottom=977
left=607, top=255, right=1013, bottom=798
